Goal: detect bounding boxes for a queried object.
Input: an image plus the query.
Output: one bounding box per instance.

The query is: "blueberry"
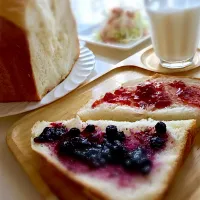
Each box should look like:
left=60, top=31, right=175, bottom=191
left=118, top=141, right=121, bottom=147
left=68, top=128, right=81, bottom=137
left=106, top=125, right=118, bottom=134
left=81, top=138, right=92, bottom=147
left=103, top=137, right=109, bottom=144
left=101, top=145, right=112, bottom=161
left=90, top=157, right=106, bottom=168
left=124, top=147, right=152, bottom=174
left=155, top=122, right=166, bottom=135
left=95, top=144, right=102, bottom=148
left=110, top=140, right=127, bottom=163
left=123, top=159, right=134, bottom=169
left=113, top=140, right=122, bottom=146
left=84, top=148, right=106, bottom=168
left=70, top=137, right=91, bottom=149
left=59, top=140, right=74, bottom=155
left=150, top=137, right=166, bottom=150
left=128, top=147, right=146, bottom=159
left=106, top=125, right=118, bottom=141
left=34, top=127, right=66, bottom=143
left=34, top=127, right=54, bottom=143
left=140, top=160, right=152, bottom=175
left=104, top=141, right=113, bottom=149
left=74, top=149, right=87, bottom=159
left=85, top=124, right=95, bottom=132
left=85, top=147, right=101, bottom=157
left=111, top=140, right=123, bottom=153
left=117, top=131, right=126, bottom=142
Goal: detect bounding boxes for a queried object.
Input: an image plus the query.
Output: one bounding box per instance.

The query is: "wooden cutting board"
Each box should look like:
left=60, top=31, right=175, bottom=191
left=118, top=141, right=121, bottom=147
left=7, top=66, right=200, bottom=200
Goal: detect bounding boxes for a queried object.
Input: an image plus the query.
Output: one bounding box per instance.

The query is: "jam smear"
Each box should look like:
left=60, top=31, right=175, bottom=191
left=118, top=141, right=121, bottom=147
left=170, top=80, right=200, bottom=107
left=92, top=90, right=132, bottom=108
left=92, top=79, right=200, bottom=110
left=92, top=82, right=172, bottom=109
left=133, top=82, right=171, bottom=109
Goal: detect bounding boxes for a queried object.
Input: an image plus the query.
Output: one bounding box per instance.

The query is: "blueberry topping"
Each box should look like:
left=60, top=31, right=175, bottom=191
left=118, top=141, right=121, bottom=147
left=34, top=123, right=168, bottom=175
left=106, top=125, right=118, bottom=141
left=53, top=127, right=67, bottom=138
left=84, top=148, right=106, bottom=168
left=70, top=137, right=91, bottom=149
left=59, top=137, right=91, bottom=155
left=123, top=159, right=133, bottom=169
left=110, top=140, right=126, bottom=163
left=124, top=147, right=152, bottom=174
left=126, top=147, right=146, bottom=163
left=74, top=149, right=87, bottom=159
left=85, top=124, right=95, bottom=132
left=59, top=140, right=74, bottom=155
left=117, top=131, right=126, bottom=142
left=68, top=128, right=81, bottom=137
left=34, top=126, right=66, bottom=143
left=155, top=122, right=166, bottom=135
left=150, top=136, right=166, bottom=149
left=101, top=145, right=112, bottom=161
left=141, top=161, right=152, bottom=175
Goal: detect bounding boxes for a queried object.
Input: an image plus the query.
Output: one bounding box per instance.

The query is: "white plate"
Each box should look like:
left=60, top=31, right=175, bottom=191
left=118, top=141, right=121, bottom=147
left=78, top=24, right=150, bottom=50
left=0, top=45, right=95, bottom=117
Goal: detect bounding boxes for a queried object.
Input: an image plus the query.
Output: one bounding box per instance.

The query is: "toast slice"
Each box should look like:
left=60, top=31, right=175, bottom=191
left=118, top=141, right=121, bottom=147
left=77, top=74, right=200, bottom=126
left=31, top=117, right=196, bottom=200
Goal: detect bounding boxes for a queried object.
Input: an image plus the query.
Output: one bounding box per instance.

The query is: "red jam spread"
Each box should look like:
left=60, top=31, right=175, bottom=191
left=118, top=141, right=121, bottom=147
left=92, top=82, right=172, bottom=109
left=133, top=82, right=171, bottom=109
left=92, top=80, right=200, bottom=110
left=34, top=122, right=169, bottom=187
left=170, top=81, right=200, bottom=107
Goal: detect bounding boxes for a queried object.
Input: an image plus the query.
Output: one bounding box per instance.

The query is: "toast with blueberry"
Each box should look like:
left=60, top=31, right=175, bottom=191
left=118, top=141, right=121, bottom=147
left=31, top=117, right=196, bottom=200
left=78, top=74, right=200, bottom=126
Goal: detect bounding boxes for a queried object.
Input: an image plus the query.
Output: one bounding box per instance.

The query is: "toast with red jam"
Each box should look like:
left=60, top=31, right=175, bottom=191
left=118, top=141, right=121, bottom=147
left=78, top=74, right=200, bottom=126
left=31, top=117, right=196, bottom=200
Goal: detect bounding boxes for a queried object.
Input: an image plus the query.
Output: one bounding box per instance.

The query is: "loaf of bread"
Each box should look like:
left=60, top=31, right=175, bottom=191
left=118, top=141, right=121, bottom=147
left=78, top=74, right=200, bottom=126
left=31, top=117, right=196, bottom=200
left=0, top=0, right=79, bottom=102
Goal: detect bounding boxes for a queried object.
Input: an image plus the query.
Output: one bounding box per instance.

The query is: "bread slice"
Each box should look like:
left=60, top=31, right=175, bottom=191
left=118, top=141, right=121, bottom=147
left=0, top=0, right=79, bottom=101
left=31, top=117, right=196, bottom=200
left=78, top=74, right=200, bottom=126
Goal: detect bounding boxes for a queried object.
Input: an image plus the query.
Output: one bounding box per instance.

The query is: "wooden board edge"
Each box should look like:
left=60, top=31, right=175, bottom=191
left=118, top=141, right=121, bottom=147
left=6, top=124, right=58, bottom=200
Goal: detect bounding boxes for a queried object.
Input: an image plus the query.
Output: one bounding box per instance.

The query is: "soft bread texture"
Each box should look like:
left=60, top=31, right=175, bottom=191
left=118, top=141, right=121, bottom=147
left=0, top=0, right=79, bottom=102
left=78, top=74, right=200, bottom=126
left=31, top=117, right=196, bottom=200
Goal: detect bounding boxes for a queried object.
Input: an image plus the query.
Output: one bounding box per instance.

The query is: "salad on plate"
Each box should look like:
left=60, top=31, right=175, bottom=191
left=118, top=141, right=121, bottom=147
left=97, top=7, right=148, bottom=44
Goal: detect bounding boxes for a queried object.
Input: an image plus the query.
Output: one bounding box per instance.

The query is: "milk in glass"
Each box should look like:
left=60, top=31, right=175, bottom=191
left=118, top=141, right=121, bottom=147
left=145, top=0, right=200, bottom=68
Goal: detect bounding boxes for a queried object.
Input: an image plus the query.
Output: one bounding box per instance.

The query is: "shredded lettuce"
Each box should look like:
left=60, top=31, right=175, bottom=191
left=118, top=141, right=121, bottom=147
left=96, top=9, right=148, bottom=43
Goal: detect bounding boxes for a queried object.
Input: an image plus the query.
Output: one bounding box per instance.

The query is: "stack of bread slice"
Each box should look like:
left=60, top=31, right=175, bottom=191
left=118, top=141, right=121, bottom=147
left=31, top=74, right=199, bottom=200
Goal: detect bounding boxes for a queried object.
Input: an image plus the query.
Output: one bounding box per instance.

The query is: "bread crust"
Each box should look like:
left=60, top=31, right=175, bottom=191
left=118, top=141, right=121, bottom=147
left=0, top=16, right=40, bottom=102
left=156, top=120, right=197, bottom=200
left=0, top=0, right=80, bottom=102
left=31, top=119, right=197, bottom=200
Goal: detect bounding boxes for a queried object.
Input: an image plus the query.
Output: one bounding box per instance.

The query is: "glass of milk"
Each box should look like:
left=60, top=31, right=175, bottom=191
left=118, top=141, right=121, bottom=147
left=144, top=0, right=200, bottom=68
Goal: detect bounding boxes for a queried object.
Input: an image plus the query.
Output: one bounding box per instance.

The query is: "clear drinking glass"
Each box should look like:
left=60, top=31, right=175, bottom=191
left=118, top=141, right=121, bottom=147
left=144, top=0, right=200, bottom=68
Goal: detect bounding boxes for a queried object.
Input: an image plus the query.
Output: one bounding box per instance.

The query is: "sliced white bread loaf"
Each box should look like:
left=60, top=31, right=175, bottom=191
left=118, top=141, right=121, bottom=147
left=0, top=0, right=79, bottom=101
left=31, top=117, right=196, bottom=200
left=78, top=74, right=200, bottom=126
